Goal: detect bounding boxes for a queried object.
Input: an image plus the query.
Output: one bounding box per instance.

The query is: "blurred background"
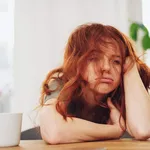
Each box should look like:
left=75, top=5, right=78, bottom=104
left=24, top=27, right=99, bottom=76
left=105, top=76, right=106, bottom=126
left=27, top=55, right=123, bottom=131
left=0, top=0, right=149, bottom=131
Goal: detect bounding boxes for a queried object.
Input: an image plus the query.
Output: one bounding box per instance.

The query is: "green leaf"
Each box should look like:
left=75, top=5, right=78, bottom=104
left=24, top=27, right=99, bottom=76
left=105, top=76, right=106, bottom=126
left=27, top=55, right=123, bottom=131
left=142, top=34, right=150, bottom=51
left=139, top=24, right=149, bottom=35
left=129, top=23, right=139, bottom=41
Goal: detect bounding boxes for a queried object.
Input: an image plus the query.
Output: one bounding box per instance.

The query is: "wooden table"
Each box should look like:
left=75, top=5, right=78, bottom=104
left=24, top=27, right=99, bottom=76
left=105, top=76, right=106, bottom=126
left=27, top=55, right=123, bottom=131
left=1, top=139, right=150, bottom=150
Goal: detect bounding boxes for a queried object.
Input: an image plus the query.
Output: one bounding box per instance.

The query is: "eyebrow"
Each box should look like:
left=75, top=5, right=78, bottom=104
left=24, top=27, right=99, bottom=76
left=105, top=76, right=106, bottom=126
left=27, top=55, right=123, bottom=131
left=100, top=51, right=121, bottom=58
left=111, top=55, right=121, bottom=58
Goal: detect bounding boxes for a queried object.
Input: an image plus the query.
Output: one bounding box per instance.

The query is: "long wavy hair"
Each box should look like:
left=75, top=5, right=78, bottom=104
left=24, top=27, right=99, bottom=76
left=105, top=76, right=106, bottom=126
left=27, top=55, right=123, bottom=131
left=40, top=23, right=150, bottom=127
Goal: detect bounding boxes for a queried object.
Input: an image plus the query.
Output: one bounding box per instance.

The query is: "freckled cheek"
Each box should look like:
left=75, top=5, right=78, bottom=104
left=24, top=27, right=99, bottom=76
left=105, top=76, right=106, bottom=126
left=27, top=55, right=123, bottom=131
left=85, top=73, right=96, bottom=82
left=82, top=70, right=90, bottom=81
left=113, top=65, right=121, bottom=74
left=112, top=67, right=121, bottom=82
left=82, top=69, right=97, bottom=82
left=116, top=76, right=121, bottom=85
left=81, top=65, right=89, bottom=80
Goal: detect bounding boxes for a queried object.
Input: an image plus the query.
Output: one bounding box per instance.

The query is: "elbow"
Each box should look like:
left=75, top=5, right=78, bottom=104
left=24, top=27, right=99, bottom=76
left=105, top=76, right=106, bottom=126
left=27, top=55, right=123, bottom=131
left=45, top=131, right=60, bottom=144
left=134, top=129, right=150, bottom=140
left=41, top=128, right=61, bottom=144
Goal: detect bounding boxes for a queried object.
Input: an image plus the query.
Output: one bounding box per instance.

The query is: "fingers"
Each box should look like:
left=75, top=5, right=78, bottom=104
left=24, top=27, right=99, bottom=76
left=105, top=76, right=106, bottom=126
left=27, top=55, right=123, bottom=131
left=107, top=97, right=116, bottom=110
left=107, top=118, right=112, bottom=125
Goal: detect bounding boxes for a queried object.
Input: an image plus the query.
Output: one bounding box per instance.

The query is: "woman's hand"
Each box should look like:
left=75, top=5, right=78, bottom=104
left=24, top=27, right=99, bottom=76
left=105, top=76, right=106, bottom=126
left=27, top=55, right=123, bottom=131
left=107, top=97, right=125, bottom=137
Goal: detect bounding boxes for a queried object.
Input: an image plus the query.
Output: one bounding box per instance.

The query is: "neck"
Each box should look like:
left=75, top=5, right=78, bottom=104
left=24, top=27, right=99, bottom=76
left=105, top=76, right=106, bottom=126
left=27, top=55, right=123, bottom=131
left=82, top=86, right=106, bottom=110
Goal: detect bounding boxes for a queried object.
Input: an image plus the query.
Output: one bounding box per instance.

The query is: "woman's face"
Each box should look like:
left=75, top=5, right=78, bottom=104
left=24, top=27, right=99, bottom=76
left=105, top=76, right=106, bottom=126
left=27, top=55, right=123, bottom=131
left=83, top=48, right=122, bottom=95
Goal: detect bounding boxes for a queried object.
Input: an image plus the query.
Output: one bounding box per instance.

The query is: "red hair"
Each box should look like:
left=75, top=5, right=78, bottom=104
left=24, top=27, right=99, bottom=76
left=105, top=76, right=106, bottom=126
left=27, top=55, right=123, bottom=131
left=40, top=23, right=150, bottom=127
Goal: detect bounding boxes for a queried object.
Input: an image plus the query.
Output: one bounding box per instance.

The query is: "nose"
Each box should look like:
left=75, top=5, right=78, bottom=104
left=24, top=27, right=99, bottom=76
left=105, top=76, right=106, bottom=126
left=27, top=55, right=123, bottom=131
left=101, top=56, right=111, bottom=72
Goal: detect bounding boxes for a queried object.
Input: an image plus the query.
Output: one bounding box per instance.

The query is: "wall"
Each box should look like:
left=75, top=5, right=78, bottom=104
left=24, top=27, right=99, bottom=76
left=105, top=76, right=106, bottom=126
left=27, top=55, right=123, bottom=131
left=142, top=0, right=150, bottom=66
left=13, top=0, right=141, bottom=130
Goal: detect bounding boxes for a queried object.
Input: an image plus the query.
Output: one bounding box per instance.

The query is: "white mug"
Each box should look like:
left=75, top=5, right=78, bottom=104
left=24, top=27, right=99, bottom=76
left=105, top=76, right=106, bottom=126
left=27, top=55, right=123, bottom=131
left=0, top=113, right=22, bottom=147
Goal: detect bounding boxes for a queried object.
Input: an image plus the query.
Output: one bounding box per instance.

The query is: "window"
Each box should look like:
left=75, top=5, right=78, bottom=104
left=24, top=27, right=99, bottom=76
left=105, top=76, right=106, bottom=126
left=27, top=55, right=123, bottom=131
left=0, top=0, right=14, bottom=112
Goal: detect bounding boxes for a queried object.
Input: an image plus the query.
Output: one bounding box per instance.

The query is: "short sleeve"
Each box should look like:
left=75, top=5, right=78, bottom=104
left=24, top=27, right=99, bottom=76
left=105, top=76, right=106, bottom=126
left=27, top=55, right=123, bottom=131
left=44, top=79, right=63, bottom=102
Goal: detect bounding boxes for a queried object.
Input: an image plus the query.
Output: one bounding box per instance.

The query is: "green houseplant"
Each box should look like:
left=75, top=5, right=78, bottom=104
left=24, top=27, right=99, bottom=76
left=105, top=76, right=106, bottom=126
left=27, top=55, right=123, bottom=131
left=129, top=22, right=150, bottom=51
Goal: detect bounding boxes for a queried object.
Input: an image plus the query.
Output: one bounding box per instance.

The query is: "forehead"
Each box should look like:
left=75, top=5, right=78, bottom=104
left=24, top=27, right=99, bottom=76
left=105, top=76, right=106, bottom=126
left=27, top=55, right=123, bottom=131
left=89, top=37, right=122, bottom=55
left=106, top=49, right=121, bottom=58
left=92, top=43, right=121, bottom=57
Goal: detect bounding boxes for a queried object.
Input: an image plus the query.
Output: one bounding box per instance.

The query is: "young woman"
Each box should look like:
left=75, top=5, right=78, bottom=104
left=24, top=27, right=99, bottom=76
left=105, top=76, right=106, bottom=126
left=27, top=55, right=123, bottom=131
left=39, top=23, right=150, bottom=144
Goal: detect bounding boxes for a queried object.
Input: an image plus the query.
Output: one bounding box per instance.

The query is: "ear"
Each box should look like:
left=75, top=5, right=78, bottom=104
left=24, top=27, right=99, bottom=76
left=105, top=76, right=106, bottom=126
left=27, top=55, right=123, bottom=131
left=123, top=56, right=135, bottom=73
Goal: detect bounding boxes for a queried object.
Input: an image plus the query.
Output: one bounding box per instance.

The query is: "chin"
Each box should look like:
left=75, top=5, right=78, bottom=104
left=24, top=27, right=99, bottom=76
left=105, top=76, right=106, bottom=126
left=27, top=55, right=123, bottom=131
left=89, top=84, right=117, bottom=94
left=95, top=90, right=111, bottom=94
left=94, top=87, right=114, bottom=95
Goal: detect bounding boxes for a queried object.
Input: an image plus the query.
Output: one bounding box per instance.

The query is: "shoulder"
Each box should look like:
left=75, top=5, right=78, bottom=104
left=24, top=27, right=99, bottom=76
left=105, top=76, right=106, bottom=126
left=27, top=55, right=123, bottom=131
left=44, top=79, right=63, bottom=102
left=44, top=98, right=58, bottom=105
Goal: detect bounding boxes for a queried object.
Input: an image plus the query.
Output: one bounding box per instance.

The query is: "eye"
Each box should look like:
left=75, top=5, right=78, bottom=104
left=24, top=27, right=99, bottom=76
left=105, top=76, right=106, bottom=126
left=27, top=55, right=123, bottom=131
left=88, top=56, right=99, bottom=62
left=113, top=60, right=121, bottom=65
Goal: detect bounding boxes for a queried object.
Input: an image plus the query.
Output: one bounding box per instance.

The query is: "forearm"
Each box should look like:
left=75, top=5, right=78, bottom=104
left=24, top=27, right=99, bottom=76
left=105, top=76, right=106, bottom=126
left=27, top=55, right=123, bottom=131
left=57, top=117, right=122, bottom=143
left=124, top=64, right=150, bottom=139
left=40, top=104, right=122, bottom=144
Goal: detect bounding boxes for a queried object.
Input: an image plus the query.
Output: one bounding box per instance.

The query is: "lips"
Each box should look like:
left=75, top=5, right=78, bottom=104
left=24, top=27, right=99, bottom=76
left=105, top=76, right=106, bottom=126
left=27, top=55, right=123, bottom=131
left=100, top=77, right=113, bottom=83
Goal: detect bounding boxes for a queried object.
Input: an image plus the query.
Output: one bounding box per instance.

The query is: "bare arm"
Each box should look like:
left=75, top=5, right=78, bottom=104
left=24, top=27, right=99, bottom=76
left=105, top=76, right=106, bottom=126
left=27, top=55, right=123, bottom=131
left=39, top=99, right=124, bottom=144
left=124, top=62, right=150, bottom=140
